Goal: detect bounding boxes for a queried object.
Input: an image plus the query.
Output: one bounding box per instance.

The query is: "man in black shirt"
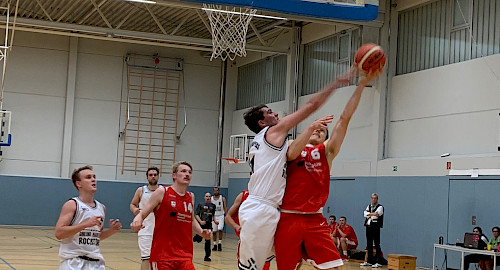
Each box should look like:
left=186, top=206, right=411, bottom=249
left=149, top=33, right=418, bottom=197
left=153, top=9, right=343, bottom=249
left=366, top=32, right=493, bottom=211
left=195, top=192, right=218, bottom=261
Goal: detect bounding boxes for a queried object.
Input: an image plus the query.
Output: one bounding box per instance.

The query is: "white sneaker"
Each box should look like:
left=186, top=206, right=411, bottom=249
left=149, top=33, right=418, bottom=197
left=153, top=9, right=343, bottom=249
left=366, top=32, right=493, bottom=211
left=372, top=263, right=382, bottom=268
left=360, top=262, right=372, bottom=267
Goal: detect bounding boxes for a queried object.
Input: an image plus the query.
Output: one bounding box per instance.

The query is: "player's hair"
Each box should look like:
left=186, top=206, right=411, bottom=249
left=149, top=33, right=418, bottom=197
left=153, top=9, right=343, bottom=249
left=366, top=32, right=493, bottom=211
left=146, top=166, right=159, bottom=177
left=329, top=215, right=336, bottom=221
left=172, top=161, right=193, bottom=173
left=371, top=193, right=378, bottom=199
left=71, top=165, right=93, bottom=190
left=213, top=186, right=219, bottom=190
left=244, top=104, right=267, bottom=134
left=340, top=216, right=347, bottom=221
left=492, top=226, right=500, bottom=232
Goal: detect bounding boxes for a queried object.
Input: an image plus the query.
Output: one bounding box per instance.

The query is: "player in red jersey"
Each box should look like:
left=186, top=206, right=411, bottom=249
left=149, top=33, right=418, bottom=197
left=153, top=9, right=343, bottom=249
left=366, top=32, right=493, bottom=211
left=225, top=190, right=271, bottom=270
left=335, top=216, right=358, bottom=261
left=131, top=161, right=211, bottom=270
left=274, top=70, right=380, bottom=270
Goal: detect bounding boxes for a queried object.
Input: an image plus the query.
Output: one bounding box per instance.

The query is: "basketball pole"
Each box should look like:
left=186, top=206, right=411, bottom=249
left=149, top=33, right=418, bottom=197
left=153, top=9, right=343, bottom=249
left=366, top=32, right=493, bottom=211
left=215, top=60, right=228, bottom=187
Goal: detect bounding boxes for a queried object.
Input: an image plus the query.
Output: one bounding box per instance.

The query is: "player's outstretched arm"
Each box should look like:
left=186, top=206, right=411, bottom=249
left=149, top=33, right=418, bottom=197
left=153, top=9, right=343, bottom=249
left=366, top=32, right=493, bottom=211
left=266, top=69, right=353, bottom=147
left=225, top=192, right=243, bottom=231
left=129, top=187, right=142, bottom=215
left=325, top=70, right=380, bottom=165
left=131, top=187, right=164, bottom=232
left=55, top=200, right=103, bottom=240
left=287, top=115, right=333, bottom=161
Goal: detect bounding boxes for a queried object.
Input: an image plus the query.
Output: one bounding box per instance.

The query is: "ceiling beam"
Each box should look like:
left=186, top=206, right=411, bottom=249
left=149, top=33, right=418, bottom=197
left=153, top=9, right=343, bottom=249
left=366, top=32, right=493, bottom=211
left=170, top=15, right=189, bottom=35
left=196, top=10, right=211, bottom=33
left=143, top=3, right=168, bottom=35
left=78, top=0, right=107, bottom=24
left=90, top=0, right=113, bottom=29
left=116, top=7, right=136, bottom=30
left=57, top=1, right=80, bottom=22
left=0, top=16, right=288, bottom=54
left=249, top=22, right=268, bottom=46
left=34, top=0, right=53, bottom=22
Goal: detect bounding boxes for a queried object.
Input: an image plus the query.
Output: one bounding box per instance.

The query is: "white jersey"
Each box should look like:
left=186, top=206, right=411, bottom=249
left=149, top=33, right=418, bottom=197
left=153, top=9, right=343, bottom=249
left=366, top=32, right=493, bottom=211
left=211, top=195, right=224, bottom=216
left=59, top=197, right=105, bottom=262
left=247, top=126, right=289, bottom=206
left=138, top=185, right=159, bottom=236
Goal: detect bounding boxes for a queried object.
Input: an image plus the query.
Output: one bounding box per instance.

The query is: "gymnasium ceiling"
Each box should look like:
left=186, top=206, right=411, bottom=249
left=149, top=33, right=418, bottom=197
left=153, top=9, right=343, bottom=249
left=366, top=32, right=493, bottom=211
left=0, top=0, right=383, bottom=54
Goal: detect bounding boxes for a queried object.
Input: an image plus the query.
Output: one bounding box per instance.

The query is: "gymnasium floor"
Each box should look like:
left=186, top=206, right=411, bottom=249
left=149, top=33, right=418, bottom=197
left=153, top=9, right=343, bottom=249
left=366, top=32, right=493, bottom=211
left=0, top=225, right=380, bottom=270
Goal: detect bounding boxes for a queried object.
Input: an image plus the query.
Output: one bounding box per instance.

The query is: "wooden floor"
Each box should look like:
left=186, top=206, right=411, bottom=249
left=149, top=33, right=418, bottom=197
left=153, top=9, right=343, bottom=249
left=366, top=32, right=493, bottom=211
left=0, top=226, right=384, bottom=270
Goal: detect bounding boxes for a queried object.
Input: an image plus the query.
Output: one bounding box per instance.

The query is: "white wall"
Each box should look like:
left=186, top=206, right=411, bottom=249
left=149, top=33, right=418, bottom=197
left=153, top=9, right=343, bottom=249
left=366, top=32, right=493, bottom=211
left=0, top=31, right=225, bottom=187
left=386, top=54, right=500, bottom=175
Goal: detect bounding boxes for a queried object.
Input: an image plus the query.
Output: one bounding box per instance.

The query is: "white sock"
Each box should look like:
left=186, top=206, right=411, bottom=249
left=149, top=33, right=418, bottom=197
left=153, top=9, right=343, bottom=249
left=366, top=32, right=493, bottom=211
left=343, top=251, right=348, bottom=256
left=218, top=240, right=222, bottom=244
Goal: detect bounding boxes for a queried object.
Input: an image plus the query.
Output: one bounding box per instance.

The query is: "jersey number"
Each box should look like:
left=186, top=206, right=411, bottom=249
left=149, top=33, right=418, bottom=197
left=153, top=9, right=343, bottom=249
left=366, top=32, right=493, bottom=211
left=183, top=202, right=193, bottom=213
left=311, top=149, right=321, bottom=160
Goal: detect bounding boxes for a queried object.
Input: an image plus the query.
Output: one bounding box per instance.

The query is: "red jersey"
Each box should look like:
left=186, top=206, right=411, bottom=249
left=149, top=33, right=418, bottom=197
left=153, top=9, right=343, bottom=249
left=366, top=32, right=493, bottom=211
left=232, top=190, right=249, bottom=237
left=338, top=225, right=358, bottom=245
left=329, top=221, right=338, bottom=235
left=281, top=143, right=330, bottom=212
left=150, top=186, right=194, bottom=262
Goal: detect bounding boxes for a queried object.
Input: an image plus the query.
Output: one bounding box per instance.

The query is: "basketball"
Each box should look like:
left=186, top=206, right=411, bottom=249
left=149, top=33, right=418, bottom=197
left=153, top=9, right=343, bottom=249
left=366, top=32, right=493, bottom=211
left=354, top=43, right=386, bottom=73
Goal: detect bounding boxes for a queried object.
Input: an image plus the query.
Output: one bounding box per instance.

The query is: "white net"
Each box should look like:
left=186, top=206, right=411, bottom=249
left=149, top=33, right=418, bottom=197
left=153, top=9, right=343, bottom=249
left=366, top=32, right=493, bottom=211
left=203, top=4, right=257, bottom=61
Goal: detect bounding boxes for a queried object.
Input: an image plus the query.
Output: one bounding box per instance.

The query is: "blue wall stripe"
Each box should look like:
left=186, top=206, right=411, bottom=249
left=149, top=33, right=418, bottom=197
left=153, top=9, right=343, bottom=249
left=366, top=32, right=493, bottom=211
left=0, top=175, right=227, bottom=229
left=228, top=175, right=500, bottom=268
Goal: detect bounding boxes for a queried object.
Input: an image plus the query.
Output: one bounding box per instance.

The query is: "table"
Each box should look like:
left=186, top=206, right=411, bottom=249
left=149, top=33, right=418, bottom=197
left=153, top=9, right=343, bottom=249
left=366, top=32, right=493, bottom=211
left=433, top=244, right=499, bottom=270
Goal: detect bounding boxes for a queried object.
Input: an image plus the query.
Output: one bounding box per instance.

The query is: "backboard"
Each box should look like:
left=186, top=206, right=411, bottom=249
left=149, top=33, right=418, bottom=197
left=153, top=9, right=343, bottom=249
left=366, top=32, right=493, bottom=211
left=182, top=0, right=379, bottom=21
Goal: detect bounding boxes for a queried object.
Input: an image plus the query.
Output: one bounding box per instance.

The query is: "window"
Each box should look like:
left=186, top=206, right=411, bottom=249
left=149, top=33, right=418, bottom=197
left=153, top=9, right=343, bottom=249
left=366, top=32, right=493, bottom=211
left=302, top=28, right=359, bottom=96
left=397, top=0, right=499, bottom=75
left=236, top=54, right=287, bottom=110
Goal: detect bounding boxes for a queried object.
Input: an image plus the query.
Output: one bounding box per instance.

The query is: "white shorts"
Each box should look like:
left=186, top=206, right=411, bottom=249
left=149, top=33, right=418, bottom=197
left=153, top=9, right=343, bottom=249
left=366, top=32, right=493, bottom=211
left=60, top=257, right=105, bottom=270
left=238, top=196, right=279, bottom=270
left=138, top=235, right=152, bottom=260
left=212, top=215, right=225, bottom=232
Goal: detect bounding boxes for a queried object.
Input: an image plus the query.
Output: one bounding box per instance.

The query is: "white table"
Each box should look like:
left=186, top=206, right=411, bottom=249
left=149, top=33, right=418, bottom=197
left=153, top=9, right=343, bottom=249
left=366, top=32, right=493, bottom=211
left=433, top=244, right=499, bottom=270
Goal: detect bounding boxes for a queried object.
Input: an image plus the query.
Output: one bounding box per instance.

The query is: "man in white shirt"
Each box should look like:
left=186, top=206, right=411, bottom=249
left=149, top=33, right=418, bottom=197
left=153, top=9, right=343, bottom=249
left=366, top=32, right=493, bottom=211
left=362, top=193, right=384, bottom=268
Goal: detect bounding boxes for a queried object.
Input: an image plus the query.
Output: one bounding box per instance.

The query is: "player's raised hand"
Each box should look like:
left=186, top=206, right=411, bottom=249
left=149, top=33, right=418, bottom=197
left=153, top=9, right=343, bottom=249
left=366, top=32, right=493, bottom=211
left=310, top=115, right=334, bottom=131
left=336, top=66, right=356, bottom=85
left=360, top=68, right=381, bottom=85
left=109, top=219, right=122, bottom=231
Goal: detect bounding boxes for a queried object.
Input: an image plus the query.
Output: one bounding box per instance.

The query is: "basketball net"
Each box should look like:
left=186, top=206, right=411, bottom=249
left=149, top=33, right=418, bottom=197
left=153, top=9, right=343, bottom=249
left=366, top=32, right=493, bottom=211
left=203, top=4, right=256, bottom=61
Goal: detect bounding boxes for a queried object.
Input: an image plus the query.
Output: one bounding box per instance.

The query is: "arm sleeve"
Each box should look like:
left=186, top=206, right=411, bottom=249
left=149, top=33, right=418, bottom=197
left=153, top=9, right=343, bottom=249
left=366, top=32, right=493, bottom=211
left=363, top=205, right=370, bottom=218
left=376, top=205, right=384, bottom=216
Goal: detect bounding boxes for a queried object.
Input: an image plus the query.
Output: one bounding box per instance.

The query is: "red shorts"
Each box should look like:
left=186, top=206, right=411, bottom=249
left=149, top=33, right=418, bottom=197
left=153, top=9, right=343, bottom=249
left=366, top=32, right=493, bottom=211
left=275, top=212, right=343, bottom=270
left=151, top=260, right=195, bottom=270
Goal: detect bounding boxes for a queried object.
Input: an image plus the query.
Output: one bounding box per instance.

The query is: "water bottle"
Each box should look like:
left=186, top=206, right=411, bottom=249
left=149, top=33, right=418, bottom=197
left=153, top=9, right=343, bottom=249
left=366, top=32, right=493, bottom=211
left=439, top=236, right=443, bottom=245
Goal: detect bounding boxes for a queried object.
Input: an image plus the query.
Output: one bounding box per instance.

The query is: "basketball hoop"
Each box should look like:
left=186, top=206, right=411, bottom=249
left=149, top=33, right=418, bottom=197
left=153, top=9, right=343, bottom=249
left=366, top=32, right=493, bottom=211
left=203, top=4, right=256, bottom=61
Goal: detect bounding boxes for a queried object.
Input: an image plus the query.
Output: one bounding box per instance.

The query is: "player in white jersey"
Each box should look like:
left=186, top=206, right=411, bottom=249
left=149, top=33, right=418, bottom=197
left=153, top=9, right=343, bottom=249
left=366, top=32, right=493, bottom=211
left=130, top=166, right=161, bottom=270
left=56, top=165, right=122, bottom=270
left=211, top=186, right=227, bottom=251
left=239, top=69, right=354, bottom=270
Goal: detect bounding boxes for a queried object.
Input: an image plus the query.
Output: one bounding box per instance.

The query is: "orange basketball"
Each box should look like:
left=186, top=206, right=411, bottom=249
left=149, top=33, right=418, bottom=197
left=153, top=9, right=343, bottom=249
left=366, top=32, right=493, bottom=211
left=354, top=43, right=386, bottom=73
